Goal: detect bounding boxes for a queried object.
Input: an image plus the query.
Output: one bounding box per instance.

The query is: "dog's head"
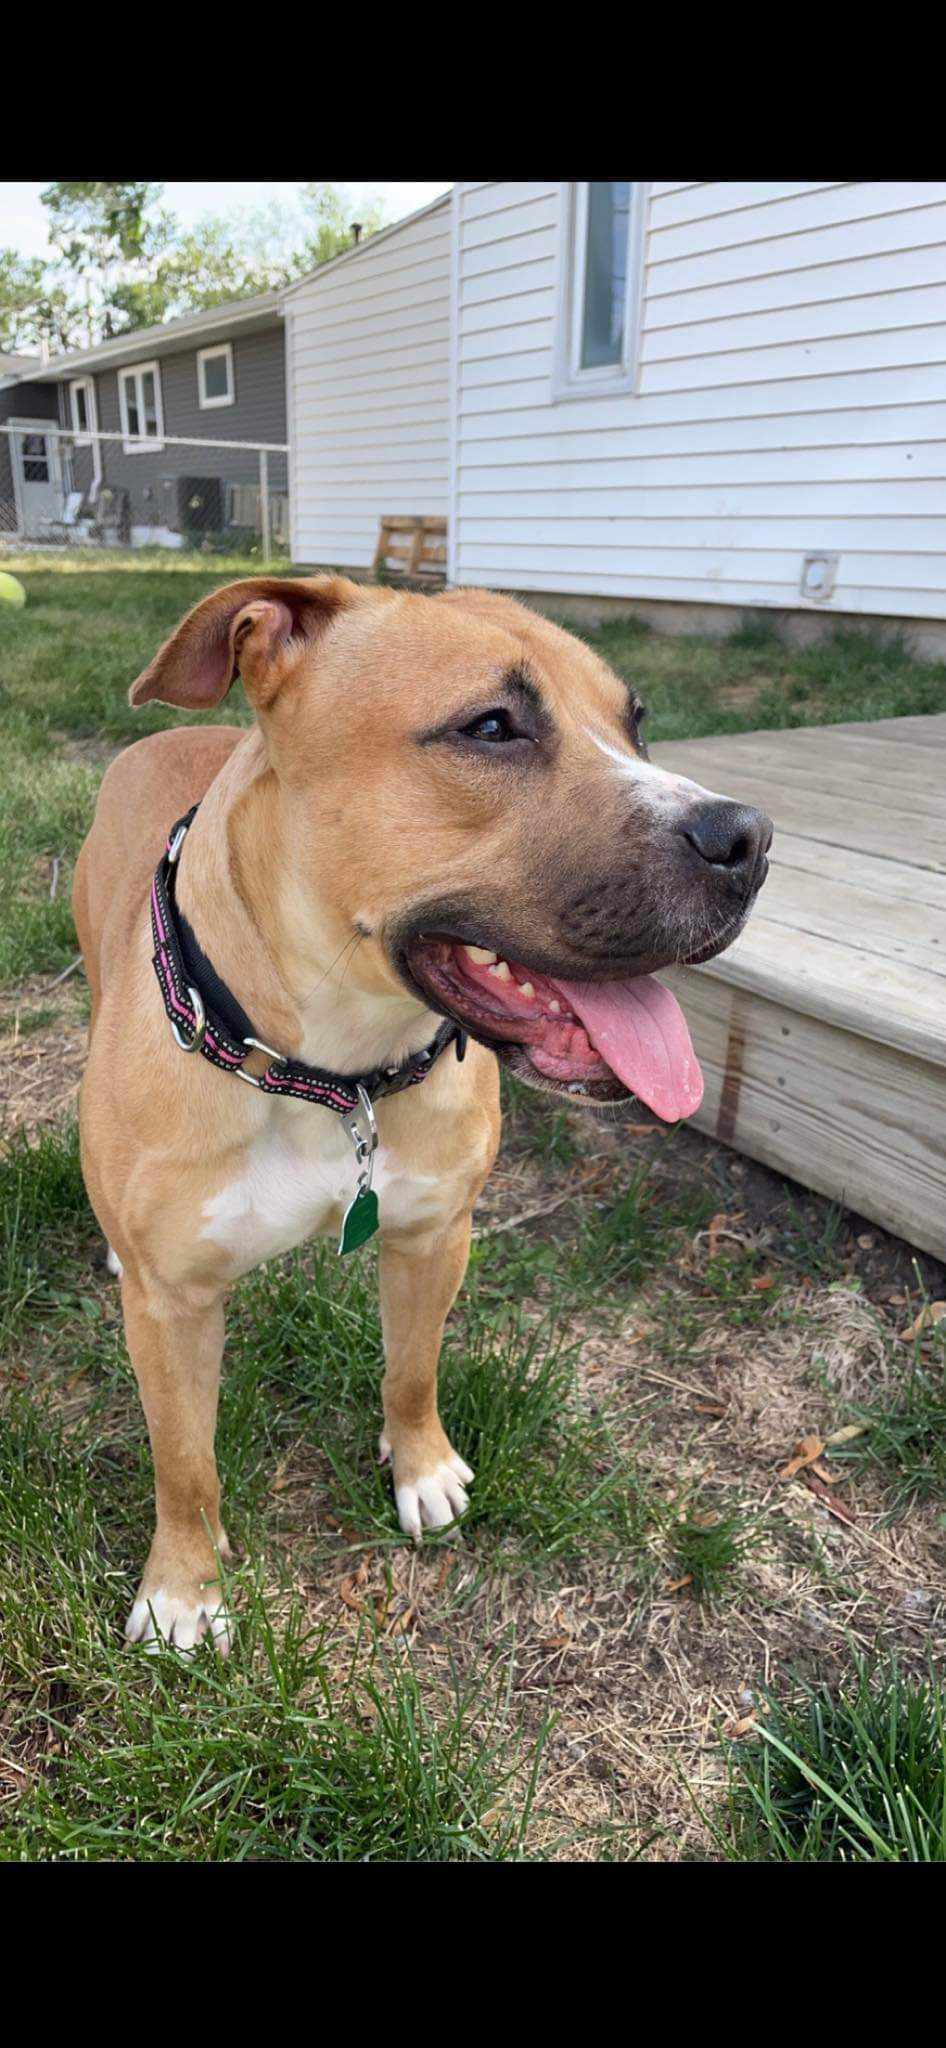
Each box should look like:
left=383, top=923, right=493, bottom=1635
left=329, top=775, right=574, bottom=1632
left=130, top=575, right=772, bottom=1116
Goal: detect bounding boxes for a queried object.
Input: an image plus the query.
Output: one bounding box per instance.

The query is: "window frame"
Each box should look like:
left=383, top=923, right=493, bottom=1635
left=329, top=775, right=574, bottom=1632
left=118, top=359, right=165, bottom=453
left=69, top=375, right=97, bottom=444
left=197, top=341, right=235, bottom=410
left=552, top=182, right=648, bottom=402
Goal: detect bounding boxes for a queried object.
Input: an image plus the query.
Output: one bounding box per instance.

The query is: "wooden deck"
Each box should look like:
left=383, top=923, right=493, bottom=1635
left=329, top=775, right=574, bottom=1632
left=652, top=713, right=946, bottom=1260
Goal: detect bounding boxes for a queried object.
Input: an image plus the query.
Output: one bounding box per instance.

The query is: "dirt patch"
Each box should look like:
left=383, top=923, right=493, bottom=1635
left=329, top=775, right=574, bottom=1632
left=0, top=969, right=89, bottom=1142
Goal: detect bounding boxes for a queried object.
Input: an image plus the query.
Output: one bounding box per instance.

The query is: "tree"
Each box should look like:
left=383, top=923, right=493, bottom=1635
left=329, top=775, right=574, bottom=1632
left=9, top=183, right=389, bottom=354
left=298, top=184, right=385, bottom=269
left=0, top=249, right=78, bottom=355
left=40, top=182, right=172, bottom=341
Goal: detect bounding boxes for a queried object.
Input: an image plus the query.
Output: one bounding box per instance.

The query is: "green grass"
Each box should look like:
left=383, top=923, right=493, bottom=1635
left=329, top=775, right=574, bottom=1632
left=838, top=1332, right=946, bottom=1516
left=669, top=1495, right=764, bottom=1603
left=576, top=614, right=946, bottom=743
left=0, top=1122, right=657, bottom=1858
left=3, top=556, right=946, bottom=1860
left=725, top=1656, right=946, bottom=1861
left=0, top=1390, right=548, bottom=1861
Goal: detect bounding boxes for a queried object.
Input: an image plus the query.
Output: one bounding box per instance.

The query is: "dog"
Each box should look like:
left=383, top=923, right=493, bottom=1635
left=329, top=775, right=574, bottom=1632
left=72, top=576, right=771, bottom=1652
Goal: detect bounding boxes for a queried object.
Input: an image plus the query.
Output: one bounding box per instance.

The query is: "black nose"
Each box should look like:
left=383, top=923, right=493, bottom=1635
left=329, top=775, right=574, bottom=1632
left=680, top=800, right=772, bottom=893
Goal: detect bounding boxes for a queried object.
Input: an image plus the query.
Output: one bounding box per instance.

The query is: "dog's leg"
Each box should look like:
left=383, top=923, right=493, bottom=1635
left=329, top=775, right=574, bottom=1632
left=120, top=1273, right=233, bottom=1654
left=378, top=1214, right=475, bottom=1538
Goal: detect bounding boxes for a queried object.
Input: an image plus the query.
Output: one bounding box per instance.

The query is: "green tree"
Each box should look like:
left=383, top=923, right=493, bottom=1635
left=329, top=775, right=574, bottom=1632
left=0, top=250, right=78, bottom=355
left=40, top=182, right=172, bottom=341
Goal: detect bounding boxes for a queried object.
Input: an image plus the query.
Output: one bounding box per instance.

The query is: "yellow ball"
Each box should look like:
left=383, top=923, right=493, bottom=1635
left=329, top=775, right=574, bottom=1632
left=0, top=571, right=26, bottom=609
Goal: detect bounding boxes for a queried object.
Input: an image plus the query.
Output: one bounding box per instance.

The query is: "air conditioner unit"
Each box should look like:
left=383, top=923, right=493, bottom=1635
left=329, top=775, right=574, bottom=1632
left=172, top=475, right=224, bottom=532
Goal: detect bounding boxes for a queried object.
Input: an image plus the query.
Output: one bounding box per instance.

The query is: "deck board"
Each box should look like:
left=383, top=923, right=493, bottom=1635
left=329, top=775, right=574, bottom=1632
left=652, top=712, right=946, bottom=1256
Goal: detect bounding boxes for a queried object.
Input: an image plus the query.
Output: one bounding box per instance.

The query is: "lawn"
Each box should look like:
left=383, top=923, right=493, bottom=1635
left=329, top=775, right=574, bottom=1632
left=1, top=553, right=945, bottom=1861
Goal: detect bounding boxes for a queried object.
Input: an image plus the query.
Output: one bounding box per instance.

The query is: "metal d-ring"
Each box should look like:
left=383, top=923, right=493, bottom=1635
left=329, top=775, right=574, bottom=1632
left=170, top=984, right=206, bottom=1053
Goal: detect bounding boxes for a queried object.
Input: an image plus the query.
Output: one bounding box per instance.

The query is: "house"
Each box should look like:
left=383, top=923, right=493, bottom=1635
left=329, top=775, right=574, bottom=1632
left=286, top=183, right=946, bottom=652
left=1, top=294, right=287, bottom=546
left=283, top=196, right=452, bottom=569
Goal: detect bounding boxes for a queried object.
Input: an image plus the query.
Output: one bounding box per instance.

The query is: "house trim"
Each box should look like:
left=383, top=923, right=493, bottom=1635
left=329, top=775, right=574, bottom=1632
left=197, top=341, right=235, bottom=410
left=279, top=193, right=452, bottom=305
left=551, top=181, right=649, bottom=403
left=118, top=359, right=165, bottom=454
left=68, top=375, right=97, bottom=443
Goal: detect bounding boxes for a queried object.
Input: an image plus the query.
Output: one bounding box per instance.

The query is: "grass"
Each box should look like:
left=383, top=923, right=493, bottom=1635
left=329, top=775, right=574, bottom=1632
left=725, top=1656, right=946, bottom=1862
left=578, top=613, right=946, bottom=743
left=840, top=1333, right=946, bottom=1515
left=2, top=553, right=945, bottom=1860
left=669, top=1495, right=764, bottom=1603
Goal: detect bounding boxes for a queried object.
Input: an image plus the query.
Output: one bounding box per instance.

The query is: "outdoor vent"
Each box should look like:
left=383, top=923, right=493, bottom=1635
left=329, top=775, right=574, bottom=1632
left=800, top=554, right=839, bottom=602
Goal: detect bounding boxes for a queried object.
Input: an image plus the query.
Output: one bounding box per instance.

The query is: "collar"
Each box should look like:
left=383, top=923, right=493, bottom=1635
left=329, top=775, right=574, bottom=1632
left=150, top=806, right=466, bottom=1116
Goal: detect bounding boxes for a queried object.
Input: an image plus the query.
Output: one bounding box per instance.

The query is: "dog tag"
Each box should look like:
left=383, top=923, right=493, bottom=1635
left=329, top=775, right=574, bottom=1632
left=338, top=1185, right=379, bottom=1256
left=339, top=1086, right=380, bottom=1256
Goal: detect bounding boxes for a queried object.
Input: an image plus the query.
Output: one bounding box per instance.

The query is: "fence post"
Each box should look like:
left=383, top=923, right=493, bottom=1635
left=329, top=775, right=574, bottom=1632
left=259, top=448, right=271, bottom=564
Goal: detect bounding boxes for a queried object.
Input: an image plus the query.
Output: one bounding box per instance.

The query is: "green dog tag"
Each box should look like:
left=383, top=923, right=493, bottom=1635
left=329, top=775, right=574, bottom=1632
left=338, top=1185, right=379, bottom=1257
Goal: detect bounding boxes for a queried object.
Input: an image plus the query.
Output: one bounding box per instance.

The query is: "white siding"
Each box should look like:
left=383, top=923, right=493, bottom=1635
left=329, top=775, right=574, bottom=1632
left=451, top=182, right=946, bottom=621
left=287, top=203, right=451, bottom=567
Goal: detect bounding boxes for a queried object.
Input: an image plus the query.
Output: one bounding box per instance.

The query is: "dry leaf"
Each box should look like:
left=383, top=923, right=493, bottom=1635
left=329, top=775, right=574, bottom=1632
left=727, top=1710, right=757, bottom=1738
left=809, top=1459, right=839, bottom=1485
left=805, top=1473, right=855, bottom=1524
left=666, top=1574, right=693, bottom=1595
left=539, top=1633, right=572, bottom=1653
left=339, top=1576, right=365, bottom=1613
left=707, top=1210, right=728, bottom=1260
left=901, top=1301, right=946, bottom=1342
left=778, top=1433, right=824, bottom=1481
left=824, top=1423, right=869, bottom=1446
left=388, top=1606, right=416, bottom=1638
left=750, top=1272, right=776, bottom=1292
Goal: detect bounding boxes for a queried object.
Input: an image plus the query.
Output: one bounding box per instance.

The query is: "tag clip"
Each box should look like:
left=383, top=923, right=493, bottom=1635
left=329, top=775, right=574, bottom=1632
left=338, top=1084, right=380, bottom=1255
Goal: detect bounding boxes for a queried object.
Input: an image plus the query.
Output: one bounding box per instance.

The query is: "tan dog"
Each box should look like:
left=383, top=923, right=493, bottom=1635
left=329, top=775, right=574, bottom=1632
left=73, top=576, right=771, bottom=1652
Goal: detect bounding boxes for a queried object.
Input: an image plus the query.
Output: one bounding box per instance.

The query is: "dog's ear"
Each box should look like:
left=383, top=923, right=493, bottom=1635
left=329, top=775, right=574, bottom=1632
left=128, top=576, right=363, bottom=712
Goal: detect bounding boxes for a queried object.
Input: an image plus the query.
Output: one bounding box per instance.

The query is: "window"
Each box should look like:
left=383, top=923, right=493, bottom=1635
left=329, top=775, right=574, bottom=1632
left=553, top=182, right=647, bottom=400
left=118, top=361, right=164, bottom=451
left=21, top=433, right=50, bottom=483
left=197, top=342, right=234, bottom=409
left=69, top=376, right=96, bottom=442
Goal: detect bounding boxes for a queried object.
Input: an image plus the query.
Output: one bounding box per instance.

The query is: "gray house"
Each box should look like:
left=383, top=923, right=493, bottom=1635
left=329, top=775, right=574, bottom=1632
left=0, top=294, right=287, bottom=547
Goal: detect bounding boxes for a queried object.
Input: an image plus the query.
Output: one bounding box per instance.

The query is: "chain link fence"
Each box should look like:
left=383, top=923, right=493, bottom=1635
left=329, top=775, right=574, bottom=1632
left=0, top=422, right=289, bottom=560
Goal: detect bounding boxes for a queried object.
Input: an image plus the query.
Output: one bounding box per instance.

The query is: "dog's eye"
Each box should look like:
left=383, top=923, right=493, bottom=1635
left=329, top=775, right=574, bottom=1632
left=461, top=709, right=518, bottom=743
left=631, top=700, right=648, bottom=731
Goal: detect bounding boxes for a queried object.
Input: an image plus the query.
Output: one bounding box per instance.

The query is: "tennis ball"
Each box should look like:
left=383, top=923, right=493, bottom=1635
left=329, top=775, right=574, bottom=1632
left=0, top=571, right=26, bottom=609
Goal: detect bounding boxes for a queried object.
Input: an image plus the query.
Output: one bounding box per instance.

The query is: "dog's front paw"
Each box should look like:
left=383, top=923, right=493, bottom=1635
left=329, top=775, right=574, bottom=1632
left=125, top=1579, right=232, bottom=1657
left=379, top=1429, right=474, bottom=1539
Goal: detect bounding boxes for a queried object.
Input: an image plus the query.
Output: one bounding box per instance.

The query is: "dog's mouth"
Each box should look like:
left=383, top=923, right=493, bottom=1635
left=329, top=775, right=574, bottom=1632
left=400, top=933, right=706, bottom=1117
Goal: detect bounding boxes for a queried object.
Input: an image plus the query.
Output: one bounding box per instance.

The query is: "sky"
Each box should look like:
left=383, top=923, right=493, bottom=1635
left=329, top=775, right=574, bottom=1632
left=1, top=182, right=452, bottom=260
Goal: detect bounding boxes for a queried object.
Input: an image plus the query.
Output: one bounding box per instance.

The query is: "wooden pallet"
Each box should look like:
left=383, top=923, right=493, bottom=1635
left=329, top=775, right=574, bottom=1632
left=651, top=714, right=946, bottom=1260
left=373, top=515, right=447, bottom=581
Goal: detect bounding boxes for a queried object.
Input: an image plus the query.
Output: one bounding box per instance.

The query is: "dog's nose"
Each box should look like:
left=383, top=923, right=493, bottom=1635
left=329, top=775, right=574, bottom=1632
left=680, top=800, right=772, bottom=893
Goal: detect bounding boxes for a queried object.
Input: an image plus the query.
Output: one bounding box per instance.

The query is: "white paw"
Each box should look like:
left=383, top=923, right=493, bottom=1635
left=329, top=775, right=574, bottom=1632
left=125, top=1585, right=232, bottom=1657
left=378, top=1439, right=474, bottom=1540
left=106, top=1244, right=123, bottom=1278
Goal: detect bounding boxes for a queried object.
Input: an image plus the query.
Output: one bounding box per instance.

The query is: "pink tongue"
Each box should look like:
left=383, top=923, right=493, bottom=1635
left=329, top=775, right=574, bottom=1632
left=549, top=972, right=704, bottom=1121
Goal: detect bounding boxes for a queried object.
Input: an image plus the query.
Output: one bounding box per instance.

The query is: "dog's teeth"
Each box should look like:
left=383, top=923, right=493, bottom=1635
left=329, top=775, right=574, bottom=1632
left=465, top=945, right=497, bottom=965
left=488, top=961, right=511, bottom=981
left=549, top=999, right=561, bottom=1013
left=519, top=982, right=536, bottom=999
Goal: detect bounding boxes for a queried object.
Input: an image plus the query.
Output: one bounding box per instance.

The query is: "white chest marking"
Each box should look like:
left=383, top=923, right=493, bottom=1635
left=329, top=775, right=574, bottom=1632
left=200, top=1126, right=444, bottom=1270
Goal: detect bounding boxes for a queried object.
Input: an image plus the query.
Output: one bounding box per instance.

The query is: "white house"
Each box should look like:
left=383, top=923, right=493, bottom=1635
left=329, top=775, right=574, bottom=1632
left=283, top=197, right=452, bottom=569
left=286, top=182, right=946, bottom=645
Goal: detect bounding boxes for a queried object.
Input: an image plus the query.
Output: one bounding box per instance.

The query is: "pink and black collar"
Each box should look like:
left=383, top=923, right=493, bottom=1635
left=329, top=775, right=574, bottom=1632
left=150, top=806, right=466, bottom=1116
